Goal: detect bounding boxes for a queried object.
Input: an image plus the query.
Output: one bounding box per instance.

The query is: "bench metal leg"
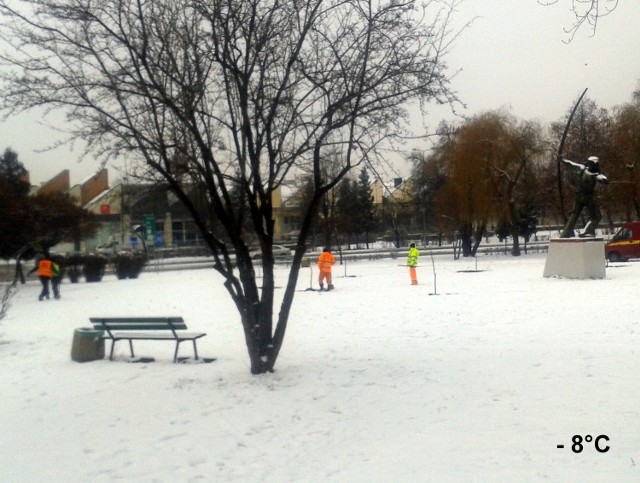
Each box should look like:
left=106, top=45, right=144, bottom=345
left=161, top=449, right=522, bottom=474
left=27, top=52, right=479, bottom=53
left=173, top=340, right=200, bottom=362
left=173, top=342, right=180, bottom=363
left=192, top=340, right=199, bottom=360
left=109, top=340, right=134, bottom=360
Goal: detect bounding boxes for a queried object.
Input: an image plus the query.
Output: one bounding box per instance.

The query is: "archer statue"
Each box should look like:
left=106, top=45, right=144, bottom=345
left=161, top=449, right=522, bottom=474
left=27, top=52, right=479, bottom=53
left=560, top=156, right=609, bottom=238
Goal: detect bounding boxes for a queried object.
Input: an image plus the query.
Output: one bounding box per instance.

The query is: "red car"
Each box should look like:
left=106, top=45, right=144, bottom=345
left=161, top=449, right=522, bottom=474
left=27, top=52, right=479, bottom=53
left=605, top=221, right=640, bottom=262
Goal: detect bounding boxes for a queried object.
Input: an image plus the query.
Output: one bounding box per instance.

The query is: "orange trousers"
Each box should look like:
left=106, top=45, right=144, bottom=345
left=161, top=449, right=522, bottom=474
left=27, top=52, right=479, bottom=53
left=409, top=266, right=417, bottom=285
left=319, top=271, right=332, bottom=285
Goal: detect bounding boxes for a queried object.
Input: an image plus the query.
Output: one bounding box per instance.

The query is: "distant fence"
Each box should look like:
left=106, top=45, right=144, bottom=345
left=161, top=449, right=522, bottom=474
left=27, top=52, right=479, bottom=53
left=1, top=240, right=550, bottom=279
left=330, top=241, right=549, bottom=264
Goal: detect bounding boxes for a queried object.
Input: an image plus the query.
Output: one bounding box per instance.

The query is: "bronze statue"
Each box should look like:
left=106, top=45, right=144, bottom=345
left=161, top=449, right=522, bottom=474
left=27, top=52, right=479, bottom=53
left=560, top=156, right=609, bottom=238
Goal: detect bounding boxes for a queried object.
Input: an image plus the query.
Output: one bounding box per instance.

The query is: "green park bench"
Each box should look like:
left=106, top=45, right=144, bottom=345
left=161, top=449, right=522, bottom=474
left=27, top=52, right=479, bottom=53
left=90, top=316, right=207, bottom=362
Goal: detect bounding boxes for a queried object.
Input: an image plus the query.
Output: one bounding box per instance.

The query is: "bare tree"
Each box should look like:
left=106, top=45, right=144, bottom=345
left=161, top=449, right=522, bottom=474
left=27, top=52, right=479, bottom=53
left=0, top=0, right=460, bottom=373
left=538, top=0, right=619, bottom=41
left=608, top=90, right=640, bottom=220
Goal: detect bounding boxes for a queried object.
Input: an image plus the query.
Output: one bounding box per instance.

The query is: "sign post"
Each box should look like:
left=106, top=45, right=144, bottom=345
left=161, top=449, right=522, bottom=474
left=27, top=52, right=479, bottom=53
left=141, top=215, right=156, bottom=243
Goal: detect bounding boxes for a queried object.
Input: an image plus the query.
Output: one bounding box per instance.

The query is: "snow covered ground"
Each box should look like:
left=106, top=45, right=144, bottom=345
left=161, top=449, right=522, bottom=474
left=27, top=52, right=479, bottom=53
left=1, top=253, right=639, bottom=482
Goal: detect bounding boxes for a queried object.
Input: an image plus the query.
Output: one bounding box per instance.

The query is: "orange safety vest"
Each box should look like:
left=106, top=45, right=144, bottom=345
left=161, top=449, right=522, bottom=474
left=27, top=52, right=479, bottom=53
left=37, top=259, right=54, bottom=278
left=317, top=251, right=335, bottom=273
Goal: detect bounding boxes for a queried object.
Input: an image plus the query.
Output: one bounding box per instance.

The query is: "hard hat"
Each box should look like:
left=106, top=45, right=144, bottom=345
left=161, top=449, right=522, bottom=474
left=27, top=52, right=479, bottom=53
left=587, top=156, right=599, bottom=163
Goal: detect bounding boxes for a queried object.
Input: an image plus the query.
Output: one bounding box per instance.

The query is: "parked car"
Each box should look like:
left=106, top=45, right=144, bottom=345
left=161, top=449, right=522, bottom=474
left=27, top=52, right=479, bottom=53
left=95, top=240, right=120, bottom=255
left=605, top=221, right=640, bottom=262
left=249, top=244, right=292, bottom=260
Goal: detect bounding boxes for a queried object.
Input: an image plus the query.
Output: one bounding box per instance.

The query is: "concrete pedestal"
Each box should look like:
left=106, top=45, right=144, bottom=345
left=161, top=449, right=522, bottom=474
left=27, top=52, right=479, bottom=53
left=543, top=237, right=606, bottom=279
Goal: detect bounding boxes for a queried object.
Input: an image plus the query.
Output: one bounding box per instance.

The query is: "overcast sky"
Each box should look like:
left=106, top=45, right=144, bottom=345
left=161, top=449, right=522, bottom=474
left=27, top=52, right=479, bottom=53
left=2, top=0, right=639, bottom=187
left=442, top=0, right=639, bottom=123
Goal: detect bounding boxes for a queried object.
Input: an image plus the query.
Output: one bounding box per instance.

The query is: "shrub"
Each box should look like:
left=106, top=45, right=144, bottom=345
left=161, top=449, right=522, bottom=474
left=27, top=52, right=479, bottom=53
left=83, top=254, right=107, bottom=282
left=66, top=253, right=84, bottom=283
left=113, top=252, right=147, bottom=280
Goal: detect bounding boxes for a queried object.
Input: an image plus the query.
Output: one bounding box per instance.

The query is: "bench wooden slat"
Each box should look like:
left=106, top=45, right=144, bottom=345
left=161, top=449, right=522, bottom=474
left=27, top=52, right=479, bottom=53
left=109, top=331, right=206, bottom=340
left=90, top=316, right=184, bottom=323
left=90, top=317, right=187, bottom=331
left=94, top=323, right=188, bottom=331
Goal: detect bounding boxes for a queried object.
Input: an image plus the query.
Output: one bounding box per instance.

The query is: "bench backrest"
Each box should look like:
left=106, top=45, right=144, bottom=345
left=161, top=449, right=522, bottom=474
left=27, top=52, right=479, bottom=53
left=90, top=317, right=187, bottom=331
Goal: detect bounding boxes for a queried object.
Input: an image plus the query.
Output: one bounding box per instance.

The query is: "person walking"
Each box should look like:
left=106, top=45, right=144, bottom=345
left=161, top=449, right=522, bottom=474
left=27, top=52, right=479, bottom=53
left=407, top=242, right=419, bottom=285
left=31, top=253, right=54, bottom=301
left=317, top=247, right=335, bottom=291
left=51, top=258, right=62, bottom=299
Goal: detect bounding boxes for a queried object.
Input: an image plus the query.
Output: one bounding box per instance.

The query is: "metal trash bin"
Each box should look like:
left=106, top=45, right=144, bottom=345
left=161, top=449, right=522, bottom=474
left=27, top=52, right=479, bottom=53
left=71, top=328, right=105, bottom=362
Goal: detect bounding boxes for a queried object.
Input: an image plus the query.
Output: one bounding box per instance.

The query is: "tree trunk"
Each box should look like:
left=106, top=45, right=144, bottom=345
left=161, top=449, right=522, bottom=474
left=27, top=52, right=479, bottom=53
left=508, top=200, right=521, bottom=256
left=471, top=223, right=486, bottom=257
left=228, top=250, right=275, bottom=375
left=511, top=228, right=521, bottom=256
left=236, top=287, right=276, bottom=375
left=461, top=236, right=472, bottom=257
left=459, top=223, right=472, bottom=257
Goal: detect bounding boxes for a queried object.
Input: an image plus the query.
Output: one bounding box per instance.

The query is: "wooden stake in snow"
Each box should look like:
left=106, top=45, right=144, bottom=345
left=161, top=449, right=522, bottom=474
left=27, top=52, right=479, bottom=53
left=430, top=251, right=437, bottom=295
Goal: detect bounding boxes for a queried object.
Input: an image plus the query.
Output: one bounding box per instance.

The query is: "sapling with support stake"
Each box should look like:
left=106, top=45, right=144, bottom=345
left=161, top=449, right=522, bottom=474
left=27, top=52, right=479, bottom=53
left=300, top=258, right=314, bottom=292
left=343, top=257, right=356, bottom=278
left=457, top=256, right=482, bottom=273
left=429, top=250, right=437, bottom=296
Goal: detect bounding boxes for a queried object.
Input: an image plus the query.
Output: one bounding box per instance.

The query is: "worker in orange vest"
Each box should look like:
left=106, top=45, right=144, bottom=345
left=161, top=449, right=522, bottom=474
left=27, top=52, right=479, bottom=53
left=317, top=247, right=335, bottom=291
left=32, top=253, right=54, bottom=301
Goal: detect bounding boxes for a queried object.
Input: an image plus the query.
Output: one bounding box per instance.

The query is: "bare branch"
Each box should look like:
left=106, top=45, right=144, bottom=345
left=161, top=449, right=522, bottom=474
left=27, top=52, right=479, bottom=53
left=538, top=0, right=619, bottom=42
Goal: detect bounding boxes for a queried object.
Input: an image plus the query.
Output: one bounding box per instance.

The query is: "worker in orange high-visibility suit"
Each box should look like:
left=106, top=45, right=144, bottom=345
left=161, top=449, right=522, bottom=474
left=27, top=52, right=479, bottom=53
left=317, top=247, right=336, bottom=291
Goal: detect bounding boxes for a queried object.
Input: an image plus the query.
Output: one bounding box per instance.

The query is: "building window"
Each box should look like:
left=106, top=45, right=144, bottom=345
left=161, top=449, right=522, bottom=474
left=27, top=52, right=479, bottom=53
left=172, top=220, right=203, bottom=246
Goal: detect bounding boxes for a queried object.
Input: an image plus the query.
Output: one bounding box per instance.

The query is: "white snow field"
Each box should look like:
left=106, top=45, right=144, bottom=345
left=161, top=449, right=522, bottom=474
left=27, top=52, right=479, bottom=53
left=1, top=253, right=639, bottom=482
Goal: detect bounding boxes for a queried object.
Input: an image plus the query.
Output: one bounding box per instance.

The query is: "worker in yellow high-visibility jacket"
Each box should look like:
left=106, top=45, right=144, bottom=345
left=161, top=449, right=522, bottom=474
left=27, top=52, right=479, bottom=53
left=407, top=243, right=419, bottom=285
